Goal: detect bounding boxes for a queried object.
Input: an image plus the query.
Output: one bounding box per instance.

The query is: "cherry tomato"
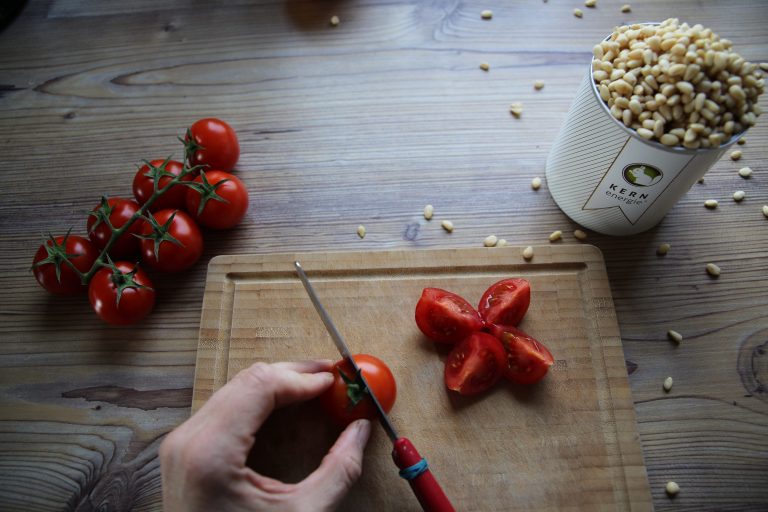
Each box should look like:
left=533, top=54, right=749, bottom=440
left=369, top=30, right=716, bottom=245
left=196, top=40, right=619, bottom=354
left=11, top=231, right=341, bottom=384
left=186, top=118, right=239, bottom=172
left=490, top=325, right=554, bottom=385
left=320, top=354, right=397, bottom=427
left=89, top=261, right=155, bottom=325
left=478, top=278, right=531, bottom=328
left=444, top=332, right=507, bottom=395
left=139, top=209, right=203, bottom=273
left=185, top=170, right=248, bottom=229
left=132, top=159, right=193, bottom=212
left=86, top=197, right=141, bottom=259
left=32, top=234, right=98, bottom=295
left=415, top=288, right=484, bottom=344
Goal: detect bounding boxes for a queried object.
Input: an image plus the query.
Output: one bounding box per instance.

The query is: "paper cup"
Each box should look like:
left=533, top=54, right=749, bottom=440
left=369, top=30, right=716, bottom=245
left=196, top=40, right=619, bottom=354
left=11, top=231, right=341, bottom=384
left=546, top=57, right=741, bottom=236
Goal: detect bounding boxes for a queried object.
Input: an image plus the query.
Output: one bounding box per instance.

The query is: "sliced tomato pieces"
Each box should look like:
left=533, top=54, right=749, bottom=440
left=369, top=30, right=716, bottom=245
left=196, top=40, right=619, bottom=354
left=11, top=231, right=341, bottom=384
left=444, top=332, right=507, bottom=395
left=478, top=278, right=531, bottom=328
left=490, top=325, right=554, bottom=385
left=415, top=288, right=484, bottom=344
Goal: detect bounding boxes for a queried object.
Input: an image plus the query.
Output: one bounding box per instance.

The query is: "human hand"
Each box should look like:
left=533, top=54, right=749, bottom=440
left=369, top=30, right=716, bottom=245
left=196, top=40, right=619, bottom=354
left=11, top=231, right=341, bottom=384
left=160, top=360, right=372, bottom=512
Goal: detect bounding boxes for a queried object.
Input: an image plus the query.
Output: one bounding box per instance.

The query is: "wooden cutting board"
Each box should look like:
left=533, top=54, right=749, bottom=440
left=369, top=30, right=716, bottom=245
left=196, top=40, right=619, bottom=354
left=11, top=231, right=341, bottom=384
left=192, top=246, right=652, bottom=511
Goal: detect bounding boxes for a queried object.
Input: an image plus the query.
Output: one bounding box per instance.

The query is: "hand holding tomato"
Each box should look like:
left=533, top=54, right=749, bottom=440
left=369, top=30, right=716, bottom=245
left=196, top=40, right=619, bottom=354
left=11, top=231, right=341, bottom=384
left=160, top=360, right=371, bottom=512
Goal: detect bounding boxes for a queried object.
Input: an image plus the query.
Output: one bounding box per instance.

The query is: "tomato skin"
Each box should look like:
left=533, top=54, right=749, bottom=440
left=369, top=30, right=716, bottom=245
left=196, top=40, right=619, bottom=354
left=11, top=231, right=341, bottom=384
left=489, top=325, right=554, bottom=385
left=415, top=288, right=485, bottom=344
left=86, top=197, right=141, bottom=259
left=320, top=354, right=397, bottom=427
left=32, top=235, right=98, bottom=295
left=478, top=278, right=531, bottom=328
left=187, top=118, right=240, bottom=172
left=444, top=332, right=507, bottom=395
left=186, top=170, right=249, bottom=229
left=139, top=209, right=203, bottom=273
left=132, top=159, right=192, bottom=212
left=88, top=262, right=155, bottom=325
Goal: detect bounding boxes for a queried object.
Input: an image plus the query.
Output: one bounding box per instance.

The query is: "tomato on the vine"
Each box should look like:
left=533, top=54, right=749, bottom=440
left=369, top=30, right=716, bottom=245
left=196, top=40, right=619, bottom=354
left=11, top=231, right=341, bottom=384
left=415, top=288, right=484, bottom=344
left=320, top=354, right=397, bottom=427
left=444, top=332, right=507, bottom=395
left=186, top=118, right=239, bottom=172
left=86, top=197, right=141, bottom=259
left=132, top=159, right=193, bottom=212
left=186, top=170, right=248, bottom=229
left=478, top=278, right=531, bottom=328
left=490, top=325, right=554, bottom=385
left=138, top=209, right=203, bottom=273
left=89, top=261, right=155, bottom=325
left=32, top=233, right=98, bottom=295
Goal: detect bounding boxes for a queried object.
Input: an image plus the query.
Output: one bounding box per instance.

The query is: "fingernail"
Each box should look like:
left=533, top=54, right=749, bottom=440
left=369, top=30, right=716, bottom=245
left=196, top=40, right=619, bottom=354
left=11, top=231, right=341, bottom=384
left=353, top=419, right=371, bottom=446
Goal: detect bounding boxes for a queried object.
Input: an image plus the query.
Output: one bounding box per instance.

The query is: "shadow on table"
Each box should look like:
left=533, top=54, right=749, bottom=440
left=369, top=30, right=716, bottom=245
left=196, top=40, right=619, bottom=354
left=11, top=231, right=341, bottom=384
left=0, top=0, right=27, bottom=33
left=284, top=0, right=349, bottom=31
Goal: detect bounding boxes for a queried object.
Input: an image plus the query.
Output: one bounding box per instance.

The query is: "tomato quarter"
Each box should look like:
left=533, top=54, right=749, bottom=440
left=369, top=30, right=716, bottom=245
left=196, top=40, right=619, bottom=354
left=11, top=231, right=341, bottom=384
left=32, top=234, right=98, bottom=295
left=415, top=288, right=484, bottom=344
left=89, top=261, right=155, bottom=325
left=139, top=209, right=203, bottom=273
left=132, top=159, right=193, bottom=212
left=186, top=170, right=248, bottom=229
left=320, top=354, right=397, bottom=427
left=186, top=118, right=240, bottom=172
left=490, top=325, right=554, bottom=385
left=86, top=197, right=141, bottom=259
left=444, top=332, right=507, bottom=395
left=478, top=278, right=531, bottom=328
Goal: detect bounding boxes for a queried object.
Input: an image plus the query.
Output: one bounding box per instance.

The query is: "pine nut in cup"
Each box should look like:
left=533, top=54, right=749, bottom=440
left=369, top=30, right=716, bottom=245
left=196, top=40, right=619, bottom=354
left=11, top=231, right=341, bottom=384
left=545, top=18, right=764, bottom=236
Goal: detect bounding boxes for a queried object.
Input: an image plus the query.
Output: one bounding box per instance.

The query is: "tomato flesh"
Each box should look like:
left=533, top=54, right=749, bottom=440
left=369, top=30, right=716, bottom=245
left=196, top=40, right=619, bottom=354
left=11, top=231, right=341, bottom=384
left=415, top=288, right=484, bottom=344
left=478, top=278, right=531, bottom=328
left=444, top=332, right=507, bottom=395
left=490, top=325, right=554, bottom=384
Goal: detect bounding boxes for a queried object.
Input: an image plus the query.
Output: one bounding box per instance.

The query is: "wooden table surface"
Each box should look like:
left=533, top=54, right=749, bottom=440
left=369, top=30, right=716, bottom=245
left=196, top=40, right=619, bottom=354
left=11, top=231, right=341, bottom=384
left=0, top=1, right=766, bottom=510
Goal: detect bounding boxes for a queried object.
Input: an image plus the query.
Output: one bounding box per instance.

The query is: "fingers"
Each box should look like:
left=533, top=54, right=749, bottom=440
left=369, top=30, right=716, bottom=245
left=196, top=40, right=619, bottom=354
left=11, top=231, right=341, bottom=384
left=272, top=359, right=333, bottom=374
left=294, top=419, right=372, bottom=511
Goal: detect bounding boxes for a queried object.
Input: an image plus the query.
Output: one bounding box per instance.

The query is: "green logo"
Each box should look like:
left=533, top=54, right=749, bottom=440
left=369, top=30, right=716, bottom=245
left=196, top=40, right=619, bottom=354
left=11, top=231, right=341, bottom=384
left=623, top=163, right=663, bottom=187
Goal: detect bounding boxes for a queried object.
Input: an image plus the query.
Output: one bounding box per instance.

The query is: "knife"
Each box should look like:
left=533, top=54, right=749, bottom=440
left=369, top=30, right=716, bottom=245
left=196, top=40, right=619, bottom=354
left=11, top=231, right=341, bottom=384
left=294, top=261, right=456, bottom=512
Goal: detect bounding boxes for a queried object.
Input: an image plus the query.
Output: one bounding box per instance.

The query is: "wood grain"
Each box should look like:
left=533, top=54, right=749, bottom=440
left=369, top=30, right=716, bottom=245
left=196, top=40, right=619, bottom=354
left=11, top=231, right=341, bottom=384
left=0, top=0, right=766, bottom=510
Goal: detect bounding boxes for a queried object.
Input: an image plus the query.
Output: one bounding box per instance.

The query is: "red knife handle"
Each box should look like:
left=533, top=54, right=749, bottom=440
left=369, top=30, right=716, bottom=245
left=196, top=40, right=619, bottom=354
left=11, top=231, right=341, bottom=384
left=392, top=437, right=456, bottom=512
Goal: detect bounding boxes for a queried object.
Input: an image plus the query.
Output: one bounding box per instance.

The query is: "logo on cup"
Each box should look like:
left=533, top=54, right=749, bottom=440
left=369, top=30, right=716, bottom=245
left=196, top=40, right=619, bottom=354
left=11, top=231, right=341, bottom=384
left=622, top=163, right=663, bottom=187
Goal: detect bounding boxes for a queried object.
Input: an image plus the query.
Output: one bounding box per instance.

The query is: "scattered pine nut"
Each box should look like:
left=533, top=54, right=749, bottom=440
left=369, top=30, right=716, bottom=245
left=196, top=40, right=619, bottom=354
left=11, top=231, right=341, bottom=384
left=479, top=62, right=490, bottom=71
left=481, top=10, right=493, bottom=19
left=621, top=4, right=631, bottom=13
left=763, top=205, right=768, bottom=218
left=497, top=239, right=508, bottom=247
left=509, top=102, right=524, bottom=118
left=697, top=177, right=705, bottom=184
left=549, top=230, right=562, bottom=242
left=730, top=150, right=742, bottom=161
left=704, top=199, right=718, bottom=209
left=357, top=225, right=366, bottom=238
left=667, top=330, right=683, bottom=344
left=574, top=229, right=588, bottom=241
left=663, top=376, right=673, bottom=392
left=533, top=80, right=545, bottom=90
left=423, top=204, right=434, bottom=220
left=441, top=220, right=454, bottom=233
left=573, top=8, right=583, bottom=18
left=733, top=191, right=745, bottom=202
left=665, top=481, right=680, bottom=497
left=484, top=235, right=498, bottom=247
left=523, top=246, right=534, bottom=260
left=585, top=0, right=597, bottom=7
left=531, top=177, right=542, bottom=190
left=706, top=263, right=721, bottom=277
left=737, top=138, right=746, bottom=145
left=657, top=243, right=671, bottom=256
left=738, top=166, right=752, bottom=178
left=330, top=15, right=340, bottom=26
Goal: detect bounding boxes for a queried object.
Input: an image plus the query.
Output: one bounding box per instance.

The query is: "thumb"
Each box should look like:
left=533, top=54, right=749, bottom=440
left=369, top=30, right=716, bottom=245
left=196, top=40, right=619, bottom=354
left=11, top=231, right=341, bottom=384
left=294, top=419, right=372, bottom=511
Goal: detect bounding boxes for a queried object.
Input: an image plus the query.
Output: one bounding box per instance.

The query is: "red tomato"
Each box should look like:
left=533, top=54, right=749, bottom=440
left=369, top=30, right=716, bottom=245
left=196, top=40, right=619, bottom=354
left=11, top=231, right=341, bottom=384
left=139, top=209, right=203, bottom=273
left=186, top=118, right=240, bottom=172
left=490, top=325, right=554, bottom=385
left=185, top=170, right=248, bottom=229
left=132, top=159, right=193, bottom=212
left=415, top=288, right=484, bottom=344
left=86, top=197, right=141, bottom=259
left=478, top=278, right=531, bottom=328
left=320, top=354, right=397, bottom=427
left=89, top=261, right=155, bottom=325
left=32, top=234, right=98, bottom=295
left=444, top=332, right=507, bottom=395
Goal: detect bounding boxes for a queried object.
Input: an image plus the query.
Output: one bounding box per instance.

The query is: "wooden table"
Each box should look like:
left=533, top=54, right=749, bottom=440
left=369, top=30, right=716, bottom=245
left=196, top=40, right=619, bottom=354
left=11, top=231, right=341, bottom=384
left=0, top=1, right=766, bottom=510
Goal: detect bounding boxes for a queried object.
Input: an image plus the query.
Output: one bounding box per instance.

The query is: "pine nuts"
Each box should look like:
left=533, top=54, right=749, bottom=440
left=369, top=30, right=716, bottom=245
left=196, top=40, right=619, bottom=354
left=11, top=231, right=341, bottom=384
left=574, top=8, right=583, bottom=18
left=621, top=4, right=631, bottom=12
left=763, top=205, right=768, bottom=218
left=484, top=235, right=498, bottom=247
left=737, top=137, right=746, bottom=145
left=330, top=15, right=340, bottom=26
left=592, top=19, right=765, bottom=148
left=738, top=166, right=752, bottom=178
left=357, top=225, right=366, bottom=238
left=549, top=230, right=562, bottom=242
left=730, top=150, right=742, bottom=161
left=481, top=10, right=493, bottom=19
left=509, top=102, right=524, bottom=118
left=667, top=330, right=683, bottom=344
left=706, top=262, right=721, bottom=277
left=531, top=177, right=542, bottom=190
left=663, top=376, right=673, bottom=392
left=657, top=243, right=671, bottom=255
left=534, top=80, right=545, bottom=90
left=574, top=229, right=588, bottom=240
left=733, top=190, right=745, bottom=202
left=423, top=204, right=434, bottom=220
left=585, top=0, right=597, bottom=7
left=523, top=246, right=534, bottom=260
left=665, top=481, right=680, bottom=497
left=480, top=62, right=490, bottom=71
left=497, top=239, right=508, bottom=247
left=704, top=199, right=718, bottom=209
left=441, top=220, right=454, bottom=233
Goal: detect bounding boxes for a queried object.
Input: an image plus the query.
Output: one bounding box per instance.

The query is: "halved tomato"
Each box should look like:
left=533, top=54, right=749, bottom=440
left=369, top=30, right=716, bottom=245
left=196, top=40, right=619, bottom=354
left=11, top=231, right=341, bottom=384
left=478, top=278, right=531, bottom=328
left=490, top=325, right=554, bottom=385
left=444, top=332, right=507, bottom=395
left=415, top=288, right=484, bottom=344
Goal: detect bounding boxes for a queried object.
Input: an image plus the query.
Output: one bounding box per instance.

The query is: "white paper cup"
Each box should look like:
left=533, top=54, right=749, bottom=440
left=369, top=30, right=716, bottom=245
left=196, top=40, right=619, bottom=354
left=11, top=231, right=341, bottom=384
left=546, top=50, right=741, bottom=236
